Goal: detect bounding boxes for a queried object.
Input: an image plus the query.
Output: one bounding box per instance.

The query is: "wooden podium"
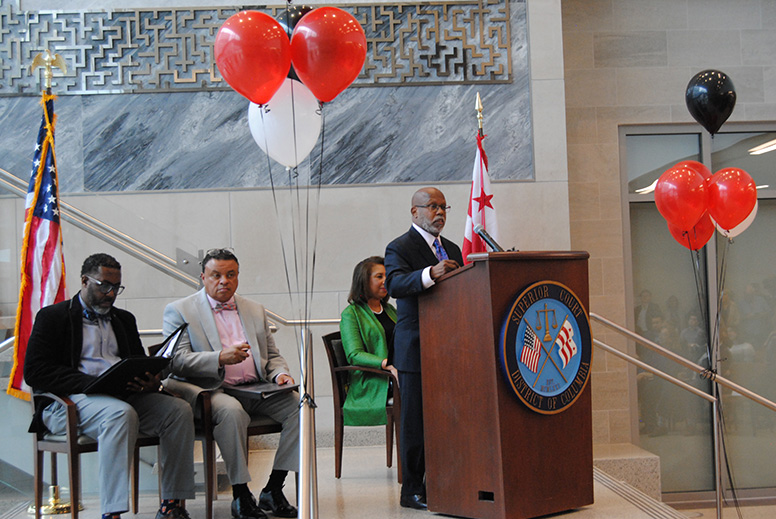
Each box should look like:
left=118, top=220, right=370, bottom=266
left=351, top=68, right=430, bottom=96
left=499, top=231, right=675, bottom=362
left=418, top=251, right=593, bottom=519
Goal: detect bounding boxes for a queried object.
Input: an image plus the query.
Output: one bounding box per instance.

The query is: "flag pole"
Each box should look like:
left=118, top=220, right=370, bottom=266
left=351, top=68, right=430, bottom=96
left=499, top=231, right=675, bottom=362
left=476, top=92, right=484, bottom=137
left=24, top=49, right=74, bottom=517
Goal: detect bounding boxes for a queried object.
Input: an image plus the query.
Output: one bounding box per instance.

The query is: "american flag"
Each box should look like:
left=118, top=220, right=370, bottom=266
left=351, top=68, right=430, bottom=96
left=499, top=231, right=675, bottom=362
left=555, top=317, right=578, bottom=369
left=7, top=92, right=67, bottom=400
left=462, top=132, right=499, bottom=264
left=520, top=326, right=542, bottom=373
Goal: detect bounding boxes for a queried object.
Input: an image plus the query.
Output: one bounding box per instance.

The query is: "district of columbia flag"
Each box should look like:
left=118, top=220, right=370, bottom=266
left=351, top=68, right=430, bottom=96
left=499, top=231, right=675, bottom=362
left=555, top=316, right=578, bottom=369
left=8, top=92, right=67, bottom=400
left=462, top=132, right=499, bottom=264
left=520, top=326, right=542, bottom=373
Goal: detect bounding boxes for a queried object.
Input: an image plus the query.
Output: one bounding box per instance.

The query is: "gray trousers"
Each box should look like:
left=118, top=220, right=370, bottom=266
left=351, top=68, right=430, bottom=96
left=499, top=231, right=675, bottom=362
left=203, top=389, right=299, bottom=485
left=43, top=392, right=195, bottom=515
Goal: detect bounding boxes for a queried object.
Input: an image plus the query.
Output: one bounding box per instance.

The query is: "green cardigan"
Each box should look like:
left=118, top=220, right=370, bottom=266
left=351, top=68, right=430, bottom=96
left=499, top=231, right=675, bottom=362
left=339, top=301, right=397, bottom=426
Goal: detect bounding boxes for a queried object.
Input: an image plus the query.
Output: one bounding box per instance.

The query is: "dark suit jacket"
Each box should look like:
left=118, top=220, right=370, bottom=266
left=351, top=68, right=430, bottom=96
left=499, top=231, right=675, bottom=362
left=384, top=226, right=463, bottom=373
left=24, top=294, right=145, bottom=431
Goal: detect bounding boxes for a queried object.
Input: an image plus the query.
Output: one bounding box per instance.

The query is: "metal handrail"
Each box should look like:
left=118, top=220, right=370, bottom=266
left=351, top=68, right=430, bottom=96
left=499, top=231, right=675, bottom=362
left=0, top=168, right=199, bottom=288
left=0, top=336, right=14, bottom=354
left=590, top=312, right=776, bottom=413
left=592, top=338, right=714, bottom=403
left=590, top=312, right=776, bottom=519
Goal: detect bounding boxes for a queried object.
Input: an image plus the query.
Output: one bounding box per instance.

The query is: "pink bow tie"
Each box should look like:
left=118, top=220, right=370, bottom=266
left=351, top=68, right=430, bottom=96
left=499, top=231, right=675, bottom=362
left=214, top=301, right=236, bottom=313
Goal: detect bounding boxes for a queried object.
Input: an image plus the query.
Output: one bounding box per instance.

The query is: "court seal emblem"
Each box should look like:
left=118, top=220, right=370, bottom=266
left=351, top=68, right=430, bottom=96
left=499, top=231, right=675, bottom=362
left=499, top=280, right=592, bottom=414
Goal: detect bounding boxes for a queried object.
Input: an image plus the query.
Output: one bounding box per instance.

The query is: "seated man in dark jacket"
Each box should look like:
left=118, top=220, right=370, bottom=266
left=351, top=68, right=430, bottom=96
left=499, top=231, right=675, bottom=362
left=24, top=253, right=196, bottom=519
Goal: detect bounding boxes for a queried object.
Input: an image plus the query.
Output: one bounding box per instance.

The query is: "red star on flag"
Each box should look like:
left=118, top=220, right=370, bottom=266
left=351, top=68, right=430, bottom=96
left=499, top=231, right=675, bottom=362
left=462, top=131, right=499, bottom=264
left=473, top=188, right=493, bottom=212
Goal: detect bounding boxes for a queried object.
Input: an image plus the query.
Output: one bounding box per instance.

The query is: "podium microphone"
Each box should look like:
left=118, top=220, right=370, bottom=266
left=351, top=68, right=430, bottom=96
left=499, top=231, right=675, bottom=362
left=473, top=224, right=504, bottom=252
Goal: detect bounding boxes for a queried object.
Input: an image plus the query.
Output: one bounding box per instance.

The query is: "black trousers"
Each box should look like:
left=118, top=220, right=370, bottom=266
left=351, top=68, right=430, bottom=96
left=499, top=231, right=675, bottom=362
left=398, top=370, right=425, bottom=496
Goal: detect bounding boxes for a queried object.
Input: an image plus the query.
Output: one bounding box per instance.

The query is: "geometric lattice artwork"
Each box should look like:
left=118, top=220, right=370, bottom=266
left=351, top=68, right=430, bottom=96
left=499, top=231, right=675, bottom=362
left=0, top=0, right=512, bottom=96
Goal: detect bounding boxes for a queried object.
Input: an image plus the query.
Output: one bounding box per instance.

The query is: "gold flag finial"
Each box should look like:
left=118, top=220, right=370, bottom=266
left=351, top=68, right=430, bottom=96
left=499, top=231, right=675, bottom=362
left=475, top=92, right=484, bottom=136
left=30, top=50, right=67, bottom=90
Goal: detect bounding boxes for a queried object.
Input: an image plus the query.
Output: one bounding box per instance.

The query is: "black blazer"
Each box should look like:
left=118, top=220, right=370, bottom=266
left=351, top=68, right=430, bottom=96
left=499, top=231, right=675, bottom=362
left=384, top=227, right=463, bottom=373
left=24, top=294, right=145, bottom=431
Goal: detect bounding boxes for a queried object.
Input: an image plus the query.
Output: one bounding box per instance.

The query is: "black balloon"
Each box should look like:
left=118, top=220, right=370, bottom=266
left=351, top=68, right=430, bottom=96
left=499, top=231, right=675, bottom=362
left=685, top=69, right=736, bottom=136
left=275, top=5, right=314, bottom=81
left=275, top=5, right=314, bottom=38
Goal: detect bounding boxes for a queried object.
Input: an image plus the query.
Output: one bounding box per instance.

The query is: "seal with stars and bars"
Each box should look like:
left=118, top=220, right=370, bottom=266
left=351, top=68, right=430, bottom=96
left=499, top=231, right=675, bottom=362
left=499, top=280, right=592, bottom=414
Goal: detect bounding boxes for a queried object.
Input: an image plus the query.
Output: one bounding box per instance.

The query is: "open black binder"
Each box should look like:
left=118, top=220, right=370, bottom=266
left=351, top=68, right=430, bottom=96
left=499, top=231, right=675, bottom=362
left=83, top=323, right=187, bottom=396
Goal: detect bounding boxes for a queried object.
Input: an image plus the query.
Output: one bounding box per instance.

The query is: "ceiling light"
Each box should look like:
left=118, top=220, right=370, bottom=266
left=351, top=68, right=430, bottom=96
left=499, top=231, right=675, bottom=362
left=748, top=139, right=776, bottom=155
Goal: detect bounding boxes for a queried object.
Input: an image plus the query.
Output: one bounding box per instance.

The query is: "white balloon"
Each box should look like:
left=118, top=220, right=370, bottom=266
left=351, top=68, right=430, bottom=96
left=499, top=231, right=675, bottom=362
left=714, top=200, right=758, bottom=238
left=248, top=78, right=321, bottom=168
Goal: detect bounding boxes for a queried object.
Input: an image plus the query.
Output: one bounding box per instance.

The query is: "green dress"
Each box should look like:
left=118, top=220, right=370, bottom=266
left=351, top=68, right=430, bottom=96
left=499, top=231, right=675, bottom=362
left=339, top=302, right=397, bottom=426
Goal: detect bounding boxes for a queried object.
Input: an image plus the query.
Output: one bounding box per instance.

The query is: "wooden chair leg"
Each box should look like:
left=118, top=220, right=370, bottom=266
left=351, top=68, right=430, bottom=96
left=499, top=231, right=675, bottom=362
left=386, top=410, right=394, bottom=468
left=68, top=450, right=80, bottom=519
left=334, top=414, right=343, bottom=479
left=33, top=447, right=44, bottom=519
left=133, top=445, right=140, bottom=514
left=204, top=439, right=215, bottom=519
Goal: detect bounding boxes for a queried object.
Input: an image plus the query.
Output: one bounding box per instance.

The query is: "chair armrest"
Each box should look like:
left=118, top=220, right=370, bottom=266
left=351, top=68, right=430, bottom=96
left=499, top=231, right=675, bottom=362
left=196, top=390, right=216, bottom=439
left=333, top=366, right=401, bottom=407
left=334, top=365, right=389, bottom=377
left=33, top=392, right=79, bottom=442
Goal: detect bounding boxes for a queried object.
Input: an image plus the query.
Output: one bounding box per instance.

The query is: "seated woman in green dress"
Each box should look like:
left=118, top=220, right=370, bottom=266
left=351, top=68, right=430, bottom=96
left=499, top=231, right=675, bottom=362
left=339, top=256, right=398, bottom=426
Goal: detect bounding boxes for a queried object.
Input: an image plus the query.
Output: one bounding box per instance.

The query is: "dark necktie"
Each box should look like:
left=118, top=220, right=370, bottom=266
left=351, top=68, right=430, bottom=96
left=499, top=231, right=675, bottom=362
left=433, top=238, right=449, bottom=261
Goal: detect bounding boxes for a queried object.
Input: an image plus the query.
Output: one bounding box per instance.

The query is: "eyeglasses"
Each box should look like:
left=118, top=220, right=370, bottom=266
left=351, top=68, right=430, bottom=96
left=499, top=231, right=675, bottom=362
left=85, top=276, right=125, bottom=295
left=414, top=204, right=451, bottom=213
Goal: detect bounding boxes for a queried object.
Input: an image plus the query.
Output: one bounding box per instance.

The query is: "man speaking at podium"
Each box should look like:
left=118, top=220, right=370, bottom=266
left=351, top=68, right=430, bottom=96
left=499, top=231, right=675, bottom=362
left=384, top=187, right=463, bottom=510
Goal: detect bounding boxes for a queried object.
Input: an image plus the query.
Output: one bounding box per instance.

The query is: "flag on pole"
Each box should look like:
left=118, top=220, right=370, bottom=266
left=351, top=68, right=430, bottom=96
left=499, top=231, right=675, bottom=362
left=555, top=317, right=578, bottom=369
left=520, top=326, right=542, bottom=373
left=7, top=92, right=67, bottom=400
left=462, top=132, right=498, bottom=264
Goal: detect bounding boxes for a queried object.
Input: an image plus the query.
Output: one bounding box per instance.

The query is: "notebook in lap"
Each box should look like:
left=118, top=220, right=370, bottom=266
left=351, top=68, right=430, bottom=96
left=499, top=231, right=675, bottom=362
left=83, top=323, right=187, bottom=396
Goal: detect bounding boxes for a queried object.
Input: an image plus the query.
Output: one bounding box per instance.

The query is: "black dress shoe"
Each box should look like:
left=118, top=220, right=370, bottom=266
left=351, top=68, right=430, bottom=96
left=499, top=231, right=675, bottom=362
left=259, top=487, right=298, bottom=518
left=155, top=507, right=191, bottom=519
left=400, top=493, right=428, bottom=510
left=231, top=493, right=268, bottom=519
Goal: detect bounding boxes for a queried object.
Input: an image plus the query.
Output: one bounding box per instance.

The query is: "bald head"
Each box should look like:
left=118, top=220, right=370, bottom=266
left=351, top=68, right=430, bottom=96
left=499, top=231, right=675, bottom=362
left=411, top=187, right=448, bottom=236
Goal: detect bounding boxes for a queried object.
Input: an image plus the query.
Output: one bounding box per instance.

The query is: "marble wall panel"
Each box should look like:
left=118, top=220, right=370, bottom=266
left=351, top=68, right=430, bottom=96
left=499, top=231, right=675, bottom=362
left=0, top=0, right=533, bottom=190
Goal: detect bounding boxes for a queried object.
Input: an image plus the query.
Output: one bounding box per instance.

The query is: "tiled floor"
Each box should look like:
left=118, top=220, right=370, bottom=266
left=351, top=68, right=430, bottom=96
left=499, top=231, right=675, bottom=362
left=0, top=445, right=675, bottom=519
left=3, top=445, right=774, bottom=519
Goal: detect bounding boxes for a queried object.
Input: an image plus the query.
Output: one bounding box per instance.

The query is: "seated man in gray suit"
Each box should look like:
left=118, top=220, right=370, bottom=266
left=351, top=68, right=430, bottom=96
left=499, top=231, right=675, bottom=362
left=163, top=248, right=299, bottom=519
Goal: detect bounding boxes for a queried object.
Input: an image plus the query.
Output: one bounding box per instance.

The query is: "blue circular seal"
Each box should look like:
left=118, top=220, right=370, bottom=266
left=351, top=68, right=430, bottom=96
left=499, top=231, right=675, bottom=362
left=500, top=281, right=592, bottom=414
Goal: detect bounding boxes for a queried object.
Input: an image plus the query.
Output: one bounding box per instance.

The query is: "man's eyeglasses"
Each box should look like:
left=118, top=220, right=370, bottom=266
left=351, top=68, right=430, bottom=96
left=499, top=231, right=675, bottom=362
left=414, top=204, right=451, bottom=213
left=85, top=276, right=125, bottom=295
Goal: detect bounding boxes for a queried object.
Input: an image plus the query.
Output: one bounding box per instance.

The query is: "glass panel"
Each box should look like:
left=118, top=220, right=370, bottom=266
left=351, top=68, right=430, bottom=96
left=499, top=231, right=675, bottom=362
left=713, top=196, right=776, bottom=490
left=711, top=132, right=776, bottom=188
left=626, top=134, right=702, bottom=195
left=630, top=202, right=715, bottom=493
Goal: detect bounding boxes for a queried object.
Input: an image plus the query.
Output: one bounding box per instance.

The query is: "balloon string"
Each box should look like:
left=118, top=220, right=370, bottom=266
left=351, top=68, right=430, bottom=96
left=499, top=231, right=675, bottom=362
left=261, top=107, right=297, bottom=315
left=711, top=237, right=731, bottom=367
left=307, top=105, right=326, bottom=327
left=689, top=247, right=710, bottom=364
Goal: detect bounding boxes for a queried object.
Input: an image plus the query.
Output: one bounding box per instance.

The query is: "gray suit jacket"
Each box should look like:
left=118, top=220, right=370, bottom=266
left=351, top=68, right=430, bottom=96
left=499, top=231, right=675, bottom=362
left=162, top=288, right=291, bottom=407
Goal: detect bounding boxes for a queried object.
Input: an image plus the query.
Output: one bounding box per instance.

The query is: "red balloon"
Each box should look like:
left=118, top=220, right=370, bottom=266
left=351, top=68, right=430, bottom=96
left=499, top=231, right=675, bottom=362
left=668, top=212, right=715, bottom=250
left=707, top=167, right=757, bottom=230
left=215, top=11, right=291, bottom=105
left=290, top=7, right=367, bottom=102
left=674, top=160, right=711, bottom=180
left=654, top=166, right=708, bottom=231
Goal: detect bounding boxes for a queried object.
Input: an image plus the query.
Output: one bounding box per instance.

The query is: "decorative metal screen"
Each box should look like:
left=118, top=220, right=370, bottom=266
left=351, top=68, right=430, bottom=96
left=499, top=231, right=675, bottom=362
left=0, top=0, right=512, bottom=96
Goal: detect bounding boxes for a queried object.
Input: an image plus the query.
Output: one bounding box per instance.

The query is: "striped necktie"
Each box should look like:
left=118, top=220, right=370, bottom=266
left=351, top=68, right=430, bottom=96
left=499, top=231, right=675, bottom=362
left=433, top=238, right=449, bottom=261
